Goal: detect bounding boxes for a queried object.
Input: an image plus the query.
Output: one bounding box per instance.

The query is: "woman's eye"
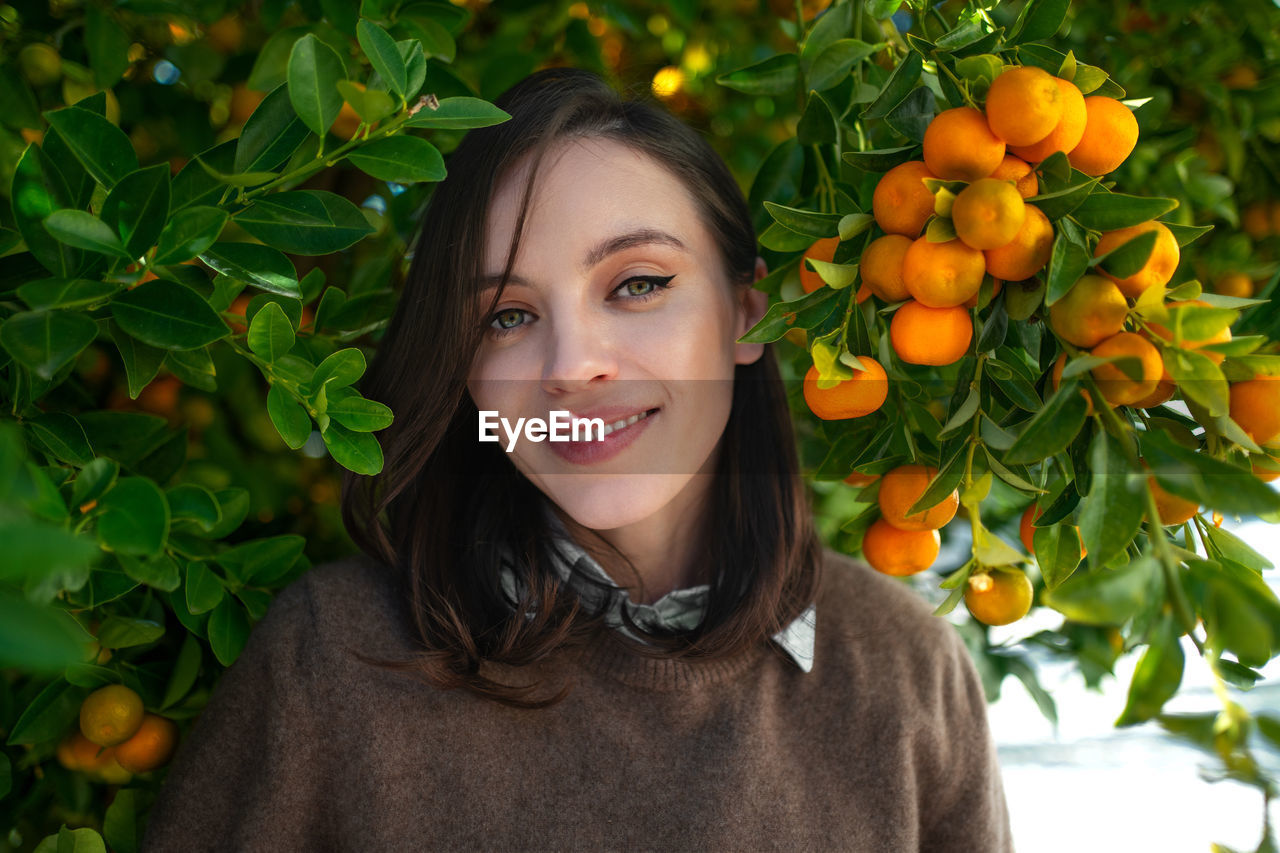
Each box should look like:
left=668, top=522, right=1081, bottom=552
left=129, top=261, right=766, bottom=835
left=486, top=275, right=674, bottom=339
left=616, top=274, right=675, bottom=300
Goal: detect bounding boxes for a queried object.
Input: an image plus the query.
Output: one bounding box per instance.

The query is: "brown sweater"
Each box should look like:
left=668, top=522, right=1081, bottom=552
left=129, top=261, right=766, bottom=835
left=141, top=547, right=1015, bottom=852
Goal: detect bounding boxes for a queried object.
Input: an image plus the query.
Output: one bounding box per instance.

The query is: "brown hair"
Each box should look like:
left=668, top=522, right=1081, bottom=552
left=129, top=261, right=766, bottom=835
left=340, top=67, right=822, bottom=708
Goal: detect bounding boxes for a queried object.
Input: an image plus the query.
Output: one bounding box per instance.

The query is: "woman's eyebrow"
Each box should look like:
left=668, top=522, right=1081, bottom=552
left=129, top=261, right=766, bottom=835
left=479, top=228, right=688, bottom=293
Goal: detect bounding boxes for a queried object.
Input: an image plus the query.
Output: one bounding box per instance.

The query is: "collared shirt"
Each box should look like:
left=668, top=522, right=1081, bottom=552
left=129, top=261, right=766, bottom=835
left=497, top=500, right=816, bottom=673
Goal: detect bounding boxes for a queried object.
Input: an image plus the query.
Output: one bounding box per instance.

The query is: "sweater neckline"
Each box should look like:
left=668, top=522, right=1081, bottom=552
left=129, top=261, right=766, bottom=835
left=563, top=629, right=775, bottom=692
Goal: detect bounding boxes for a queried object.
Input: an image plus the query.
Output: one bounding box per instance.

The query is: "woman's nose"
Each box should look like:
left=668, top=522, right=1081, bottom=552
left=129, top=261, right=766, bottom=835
left=540, top=309, right=619, bottom=394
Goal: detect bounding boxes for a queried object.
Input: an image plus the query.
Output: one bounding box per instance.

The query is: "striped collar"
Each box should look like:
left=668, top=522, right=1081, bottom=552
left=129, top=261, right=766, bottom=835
left=496, top=502, right=816, bottom=674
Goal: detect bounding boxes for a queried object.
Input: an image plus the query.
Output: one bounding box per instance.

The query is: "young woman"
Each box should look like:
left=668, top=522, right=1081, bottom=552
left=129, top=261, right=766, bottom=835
left=142, top=67, right=1014, bottom=851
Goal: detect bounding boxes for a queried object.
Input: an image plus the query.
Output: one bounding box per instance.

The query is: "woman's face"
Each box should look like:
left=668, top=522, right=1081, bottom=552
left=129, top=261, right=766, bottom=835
left=466, top=137, right=767, bottom=534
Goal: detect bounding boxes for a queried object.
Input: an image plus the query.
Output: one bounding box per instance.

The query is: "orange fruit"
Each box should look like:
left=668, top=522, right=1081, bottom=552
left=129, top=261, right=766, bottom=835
left=1093, top=220, right=1181, bottom=299
left=952, top=178, right=1027, bottom=250
left=1009, top=77, right=1087, bottom=164
left=1048, top=274, right=1129, bottom=348
left=1068, top=96, right=1139, bottom=176
left=80, top=684, right=145, bottom=748
left=1051, top=352, right=1098, bottom=415
left=1145, top=299, right=1232, bottom=365
left=800, top=236, right=840, bottom=294
left=57, top=731, right=106, bottom=772
left=989, top=154, right=1039, bottom=198
left=877, top=464, right=959, bottom=531
left=860, top=234, right=912, bottom=302
left=985, top=65, right=1065, bottom=146
left=862, top=518, right=941, bottom=576
left=1229, top=375, right=1280, bottom=444
left=890, top=300, right=972, bottom=366
left=984, top=204, right=1053, bottom=281
left=1242, top=204, right=1271, bottom=241
left=872, top=160, right=938, bottom=237
left=1271, top=200, right=1280, bottom=234
left=844, top=471, right=880, bottom=487
left=902, top=237, right=986, bottom=308
left=965, top=568, right=1034, bottom=626
left=1132, top=363, right=1176, bottom=409
left=802, top=360, right=889, bottom=420
left=1215, top=273, right=1254, bottom=298
left=1019, top=503, right=1086, bottom=557
left=1090, top=331, right=1164, bottom=406
left=923, top=106, right=1006, bottom=181
left=114, top=713, right=179, bottom=773
left=205, top=14, right=245, bottom=53
left=1147, top=476, right=1198, bottom=526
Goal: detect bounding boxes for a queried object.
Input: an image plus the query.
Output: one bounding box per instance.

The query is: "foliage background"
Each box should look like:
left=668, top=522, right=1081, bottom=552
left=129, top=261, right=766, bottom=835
left=1, top=0, right=1279, bottom=849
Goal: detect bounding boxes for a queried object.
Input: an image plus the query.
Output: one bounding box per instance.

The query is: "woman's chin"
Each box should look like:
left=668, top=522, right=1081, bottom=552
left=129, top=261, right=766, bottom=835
left=537, top=474, right=692, bottom=531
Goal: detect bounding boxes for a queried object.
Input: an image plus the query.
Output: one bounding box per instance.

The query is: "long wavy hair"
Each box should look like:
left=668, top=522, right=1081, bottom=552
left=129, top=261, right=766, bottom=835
left=340, top=66, right=822, bottom=709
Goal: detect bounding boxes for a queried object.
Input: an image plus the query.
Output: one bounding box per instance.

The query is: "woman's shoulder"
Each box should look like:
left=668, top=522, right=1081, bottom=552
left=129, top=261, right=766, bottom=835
left=298, top=550, right=419, bottom=657
left=813, top=544, right=968, bottom=673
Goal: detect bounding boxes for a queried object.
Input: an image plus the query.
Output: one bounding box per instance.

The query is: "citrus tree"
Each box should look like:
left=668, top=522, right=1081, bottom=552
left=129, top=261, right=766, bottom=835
left=720, top=0, right=1280, bottom=848
left=2, top=0, right=1279, bottom=850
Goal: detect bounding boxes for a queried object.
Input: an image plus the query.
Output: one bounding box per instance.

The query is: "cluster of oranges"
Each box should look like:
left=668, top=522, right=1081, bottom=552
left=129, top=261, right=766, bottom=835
left=845, top=464, right=1034, bottom=626
left=56, top=684, right=178, bottom=784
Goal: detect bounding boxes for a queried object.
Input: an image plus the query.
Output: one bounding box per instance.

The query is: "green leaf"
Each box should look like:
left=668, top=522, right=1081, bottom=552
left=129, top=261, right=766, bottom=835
left=248, top=301, right=296, bottom=362
left=1026, top=177, right=1099, bottom=222
left=97, top=477, right=169, bottom=557
left=267, top=385, right=312, bottom=449
left=802, top=2, right=854, bottom=58
left=764, top=202, right=842, bottom=238
left=336, top=80, right=396, bottom=124
left=167, top=483, right=223, bottom=533
left=841, top=145, right=919, bottom=173
left=1004, top=381, right=1089, bottom=464
left=327, top=387, right=393, bottom=431
left=199, top=242, right=300, bottom=297
left=96, top=616, right=164, bottom=650
left=208, top=597, right=251, bottom=666
left=154, top=206, right=227, bottom=265
left=346, top=136, right=446, bottom=183
left=11, top=144, right=80, bottom=276
left=103, top=788, right=139, bottom=853
left=1078, top=432, right=1146, bottom=568
left=163, top=347, right=217, bottom=393
left=84, top=5, right=131, bottom=87
left=1071, top=192, right=1179, bottom=232
left=17, top=278, right=118, bottom=311
left=117, top=552, right=180, bottom=591
left=1142, top=430, right=1280, bottom=517
left=0, top=521, right=99, bottom=583
left=796, top=89, right=837, bottom=146
left=43, top=106, right=138, bottom=189
left=26, top=413, right=93, bottom=466
left=1163, top=221, right=1213, bottom=248
left=1095, top=229, right=1157, bottom=279
left=184, top=561, right=225, bottom=615
left=42, top=211, right=131, bottom=259
left=102, top=164, right=171, bottom=259
left=861, top=51, right=923, bottom=119
left=160, top=631, right=202, bottom=710
left=740, top=286, right=840, bottom=343
left=808, top=39, right=877, bottom=91
left=5, top=677, right=83, bottom=744
left=357, top=19, right=408, bottom=99
left=235, top=190, right=374, bottom=255
left=1115, top=609, right=1185, bottom=726
left=215, top=535, right=306, bottom=586
left=247, top=26, right=308, bottom=92
left=1166, top=348, right=1228, bottom=418
left=108, top=320, right=165, bottom=399
left=111, top=279, right=230, bottom=350
left=1032, top=522, right=1084, bottom=589
left=0, top=310, right=99, bottom=380
left=404, top=17, right=455, bottom=62
left=1041, top=555, right=1161, bottom=626
left=397, top=39, right=428, bottom=99
left=311, top=347, right=366, bottom=392
left=72, top=458, right=119, bottom=508
left=321, top=420, right=384, bottom=474
left=884, top=86, right=936, bottom=143
left=403, top=96, right=511, bottom=129
left=716, top=53, right=800, bottom=96
left=287, top=34, right=345, bottom=136
left=234, top=83, right=310, bottom=174
left=1010, top=0, right=1070, bottom=43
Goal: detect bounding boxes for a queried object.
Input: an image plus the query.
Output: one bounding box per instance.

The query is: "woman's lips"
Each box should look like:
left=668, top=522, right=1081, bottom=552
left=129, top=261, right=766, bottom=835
left=549, top=407, right=659, bottom=465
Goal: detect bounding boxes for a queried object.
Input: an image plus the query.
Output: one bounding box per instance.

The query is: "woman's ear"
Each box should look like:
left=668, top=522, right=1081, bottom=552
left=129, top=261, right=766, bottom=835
left=733, top=257, right=771, bottom=366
